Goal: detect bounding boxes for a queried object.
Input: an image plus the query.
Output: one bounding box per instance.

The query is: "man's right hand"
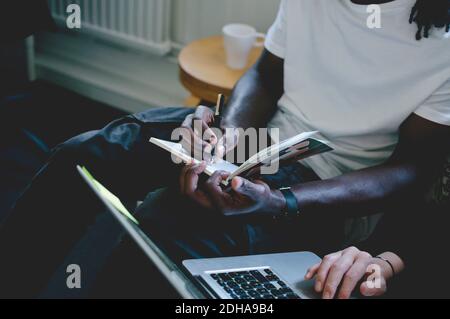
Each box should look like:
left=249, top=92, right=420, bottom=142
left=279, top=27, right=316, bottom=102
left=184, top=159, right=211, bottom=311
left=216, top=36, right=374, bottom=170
left=180, top=105, right=240, bottom=161
left=179, top=49, right=284, bottom=162
left=213, top=127, right=240, bottom=161
left=180, top=106, right=219, bottom=159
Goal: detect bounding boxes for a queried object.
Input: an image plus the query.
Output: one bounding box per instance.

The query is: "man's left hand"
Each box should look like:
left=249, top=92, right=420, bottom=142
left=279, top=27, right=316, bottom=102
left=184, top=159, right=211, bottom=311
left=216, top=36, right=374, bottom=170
left=180, top=162, right=286, bottom=218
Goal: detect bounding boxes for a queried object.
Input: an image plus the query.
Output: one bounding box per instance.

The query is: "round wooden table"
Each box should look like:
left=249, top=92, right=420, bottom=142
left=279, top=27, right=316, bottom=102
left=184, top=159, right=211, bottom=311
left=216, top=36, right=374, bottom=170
left=179, top=35, right=263, bottom=106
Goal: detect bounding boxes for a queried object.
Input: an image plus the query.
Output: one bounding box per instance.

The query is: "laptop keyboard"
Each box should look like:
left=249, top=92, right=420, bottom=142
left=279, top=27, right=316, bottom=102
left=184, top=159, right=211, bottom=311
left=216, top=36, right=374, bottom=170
left=209, top=268, right=301, bottom=299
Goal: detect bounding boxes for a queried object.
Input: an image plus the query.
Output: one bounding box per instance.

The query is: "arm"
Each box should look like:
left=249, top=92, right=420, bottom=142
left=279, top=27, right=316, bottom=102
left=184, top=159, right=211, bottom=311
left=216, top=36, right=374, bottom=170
left=179, top=49, right=284, bottom=157
left=220, top=49, right=284, bottom=130
left=292, top=114, right=450, bottom=218
left=181, top=114, right=449, bottom=220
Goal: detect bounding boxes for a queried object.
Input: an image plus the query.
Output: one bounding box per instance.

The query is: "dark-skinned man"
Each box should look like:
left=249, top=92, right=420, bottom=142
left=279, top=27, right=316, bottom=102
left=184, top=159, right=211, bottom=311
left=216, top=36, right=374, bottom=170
left=0, top=0, right=449, bottom=298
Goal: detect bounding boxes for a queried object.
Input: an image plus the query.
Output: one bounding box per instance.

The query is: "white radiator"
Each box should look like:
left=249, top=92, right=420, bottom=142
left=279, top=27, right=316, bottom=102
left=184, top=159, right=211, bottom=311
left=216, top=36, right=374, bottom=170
left=48, top=0, right=172, bottom=55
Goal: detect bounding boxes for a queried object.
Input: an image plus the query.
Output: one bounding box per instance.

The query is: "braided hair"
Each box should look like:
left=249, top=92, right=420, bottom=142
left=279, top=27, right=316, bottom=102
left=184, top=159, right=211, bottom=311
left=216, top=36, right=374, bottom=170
left=409, top=0, right=450, bottom=40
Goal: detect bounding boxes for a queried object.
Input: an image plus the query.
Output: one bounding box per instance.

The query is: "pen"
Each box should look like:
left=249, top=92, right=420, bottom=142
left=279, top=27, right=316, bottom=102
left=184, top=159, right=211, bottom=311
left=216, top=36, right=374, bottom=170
left=212, top=94, right=225, bottom=158
left=214, top=93, right=225, bottom=128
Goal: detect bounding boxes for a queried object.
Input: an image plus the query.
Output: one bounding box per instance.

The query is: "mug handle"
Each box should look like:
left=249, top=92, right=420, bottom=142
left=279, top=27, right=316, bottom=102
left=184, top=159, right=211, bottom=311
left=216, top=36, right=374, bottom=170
left=253, top=33, right=266, bottom=47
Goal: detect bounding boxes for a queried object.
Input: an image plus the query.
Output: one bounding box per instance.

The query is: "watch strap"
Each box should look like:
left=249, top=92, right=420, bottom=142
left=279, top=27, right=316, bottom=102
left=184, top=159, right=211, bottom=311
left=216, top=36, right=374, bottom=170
left=279, top=187, right=300, bottom=218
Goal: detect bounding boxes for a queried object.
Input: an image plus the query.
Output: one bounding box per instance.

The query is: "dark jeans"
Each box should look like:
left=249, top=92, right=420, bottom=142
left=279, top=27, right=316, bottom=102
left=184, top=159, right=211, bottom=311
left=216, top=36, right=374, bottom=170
left=0, top=107, right=346, bottom=298
left=135, top=163, right=342, bottom=263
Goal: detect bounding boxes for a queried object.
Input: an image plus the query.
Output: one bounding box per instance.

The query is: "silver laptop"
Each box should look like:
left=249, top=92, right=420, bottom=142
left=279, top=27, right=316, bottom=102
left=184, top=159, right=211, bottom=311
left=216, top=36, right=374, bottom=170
left=77, top=165, right=321, bottom=299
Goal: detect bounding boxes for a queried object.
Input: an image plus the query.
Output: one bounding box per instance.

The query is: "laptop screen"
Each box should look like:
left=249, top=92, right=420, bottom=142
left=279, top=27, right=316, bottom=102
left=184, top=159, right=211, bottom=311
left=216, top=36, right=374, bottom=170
left=77, top=165, right=204, bottom=299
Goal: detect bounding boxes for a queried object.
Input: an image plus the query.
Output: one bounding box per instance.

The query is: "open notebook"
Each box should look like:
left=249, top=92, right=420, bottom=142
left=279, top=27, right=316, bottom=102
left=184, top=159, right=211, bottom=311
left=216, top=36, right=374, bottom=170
left=150, top=131, right=332, bottom=185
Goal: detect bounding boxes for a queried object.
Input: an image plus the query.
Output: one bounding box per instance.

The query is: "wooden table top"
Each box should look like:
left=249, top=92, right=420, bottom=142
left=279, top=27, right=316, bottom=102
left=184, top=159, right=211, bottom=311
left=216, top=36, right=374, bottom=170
left=179, top=35, right=263, bottom=104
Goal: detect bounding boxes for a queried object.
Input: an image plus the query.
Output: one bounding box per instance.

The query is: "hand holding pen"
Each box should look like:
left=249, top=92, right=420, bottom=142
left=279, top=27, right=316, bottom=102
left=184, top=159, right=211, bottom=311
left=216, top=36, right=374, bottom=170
left=212, top=94, right=240, bottom=161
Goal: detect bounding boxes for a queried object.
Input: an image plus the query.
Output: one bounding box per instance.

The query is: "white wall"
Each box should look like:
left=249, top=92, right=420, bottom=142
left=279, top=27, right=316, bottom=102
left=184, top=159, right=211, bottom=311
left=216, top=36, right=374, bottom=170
left=171, top=0, right=280, bottom=47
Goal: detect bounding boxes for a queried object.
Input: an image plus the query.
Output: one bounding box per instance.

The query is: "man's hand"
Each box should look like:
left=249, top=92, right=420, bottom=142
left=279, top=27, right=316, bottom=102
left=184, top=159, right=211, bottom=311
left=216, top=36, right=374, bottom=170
left=179, top=163, right=285, bottom=218
left=304, top=247, right=396, bottom=299
left=213, top=128, right=240, bottom=161
left=180, top=106, right=219, bottom=159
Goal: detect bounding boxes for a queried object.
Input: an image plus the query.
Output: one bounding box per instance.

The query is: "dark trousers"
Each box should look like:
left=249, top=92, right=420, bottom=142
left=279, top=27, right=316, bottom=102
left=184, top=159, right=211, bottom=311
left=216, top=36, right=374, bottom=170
left=0, top=107, right=346, bottom=298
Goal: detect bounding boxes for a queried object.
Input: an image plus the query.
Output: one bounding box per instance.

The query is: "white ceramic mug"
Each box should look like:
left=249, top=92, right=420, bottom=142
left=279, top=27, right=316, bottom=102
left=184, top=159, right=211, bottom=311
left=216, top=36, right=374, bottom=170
left=222, top=24, right=265, bottom=70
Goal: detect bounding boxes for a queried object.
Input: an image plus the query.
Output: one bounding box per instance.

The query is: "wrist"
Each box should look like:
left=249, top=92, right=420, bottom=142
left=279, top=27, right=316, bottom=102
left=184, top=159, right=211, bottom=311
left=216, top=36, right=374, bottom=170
left=271, top=189, right=287, bottom=216
left=377, top=252, right=405, bottom=279
left=373, top=252, right=404, bottom=280
left=372, top=257, right=395, bottom=280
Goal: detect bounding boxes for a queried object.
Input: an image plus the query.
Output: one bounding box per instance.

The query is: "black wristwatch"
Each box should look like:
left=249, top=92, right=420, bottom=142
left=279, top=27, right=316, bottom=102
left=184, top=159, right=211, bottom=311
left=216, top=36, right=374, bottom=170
left=277, top=187, right=301, bottom=219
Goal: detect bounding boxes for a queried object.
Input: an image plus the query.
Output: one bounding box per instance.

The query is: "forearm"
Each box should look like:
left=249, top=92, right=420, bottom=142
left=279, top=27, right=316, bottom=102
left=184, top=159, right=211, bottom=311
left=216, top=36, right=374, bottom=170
left=221, top=69, right=278, bottom=129
left=292, top=161, right=427, bottom=218
left=221, top=51, right=284, bottom=130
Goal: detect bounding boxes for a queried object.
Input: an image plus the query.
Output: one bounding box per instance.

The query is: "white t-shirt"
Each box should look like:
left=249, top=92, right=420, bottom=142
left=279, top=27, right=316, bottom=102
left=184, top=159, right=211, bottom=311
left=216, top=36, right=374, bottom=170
left=266, top=0, right=450, bottom=180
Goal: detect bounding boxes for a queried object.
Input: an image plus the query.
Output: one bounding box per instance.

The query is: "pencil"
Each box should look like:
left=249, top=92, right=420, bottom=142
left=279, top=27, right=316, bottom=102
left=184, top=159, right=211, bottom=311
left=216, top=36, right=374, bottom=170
left=215, top=94, right=225, bottom=117
left=212, top=94, right=225, bottom=158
